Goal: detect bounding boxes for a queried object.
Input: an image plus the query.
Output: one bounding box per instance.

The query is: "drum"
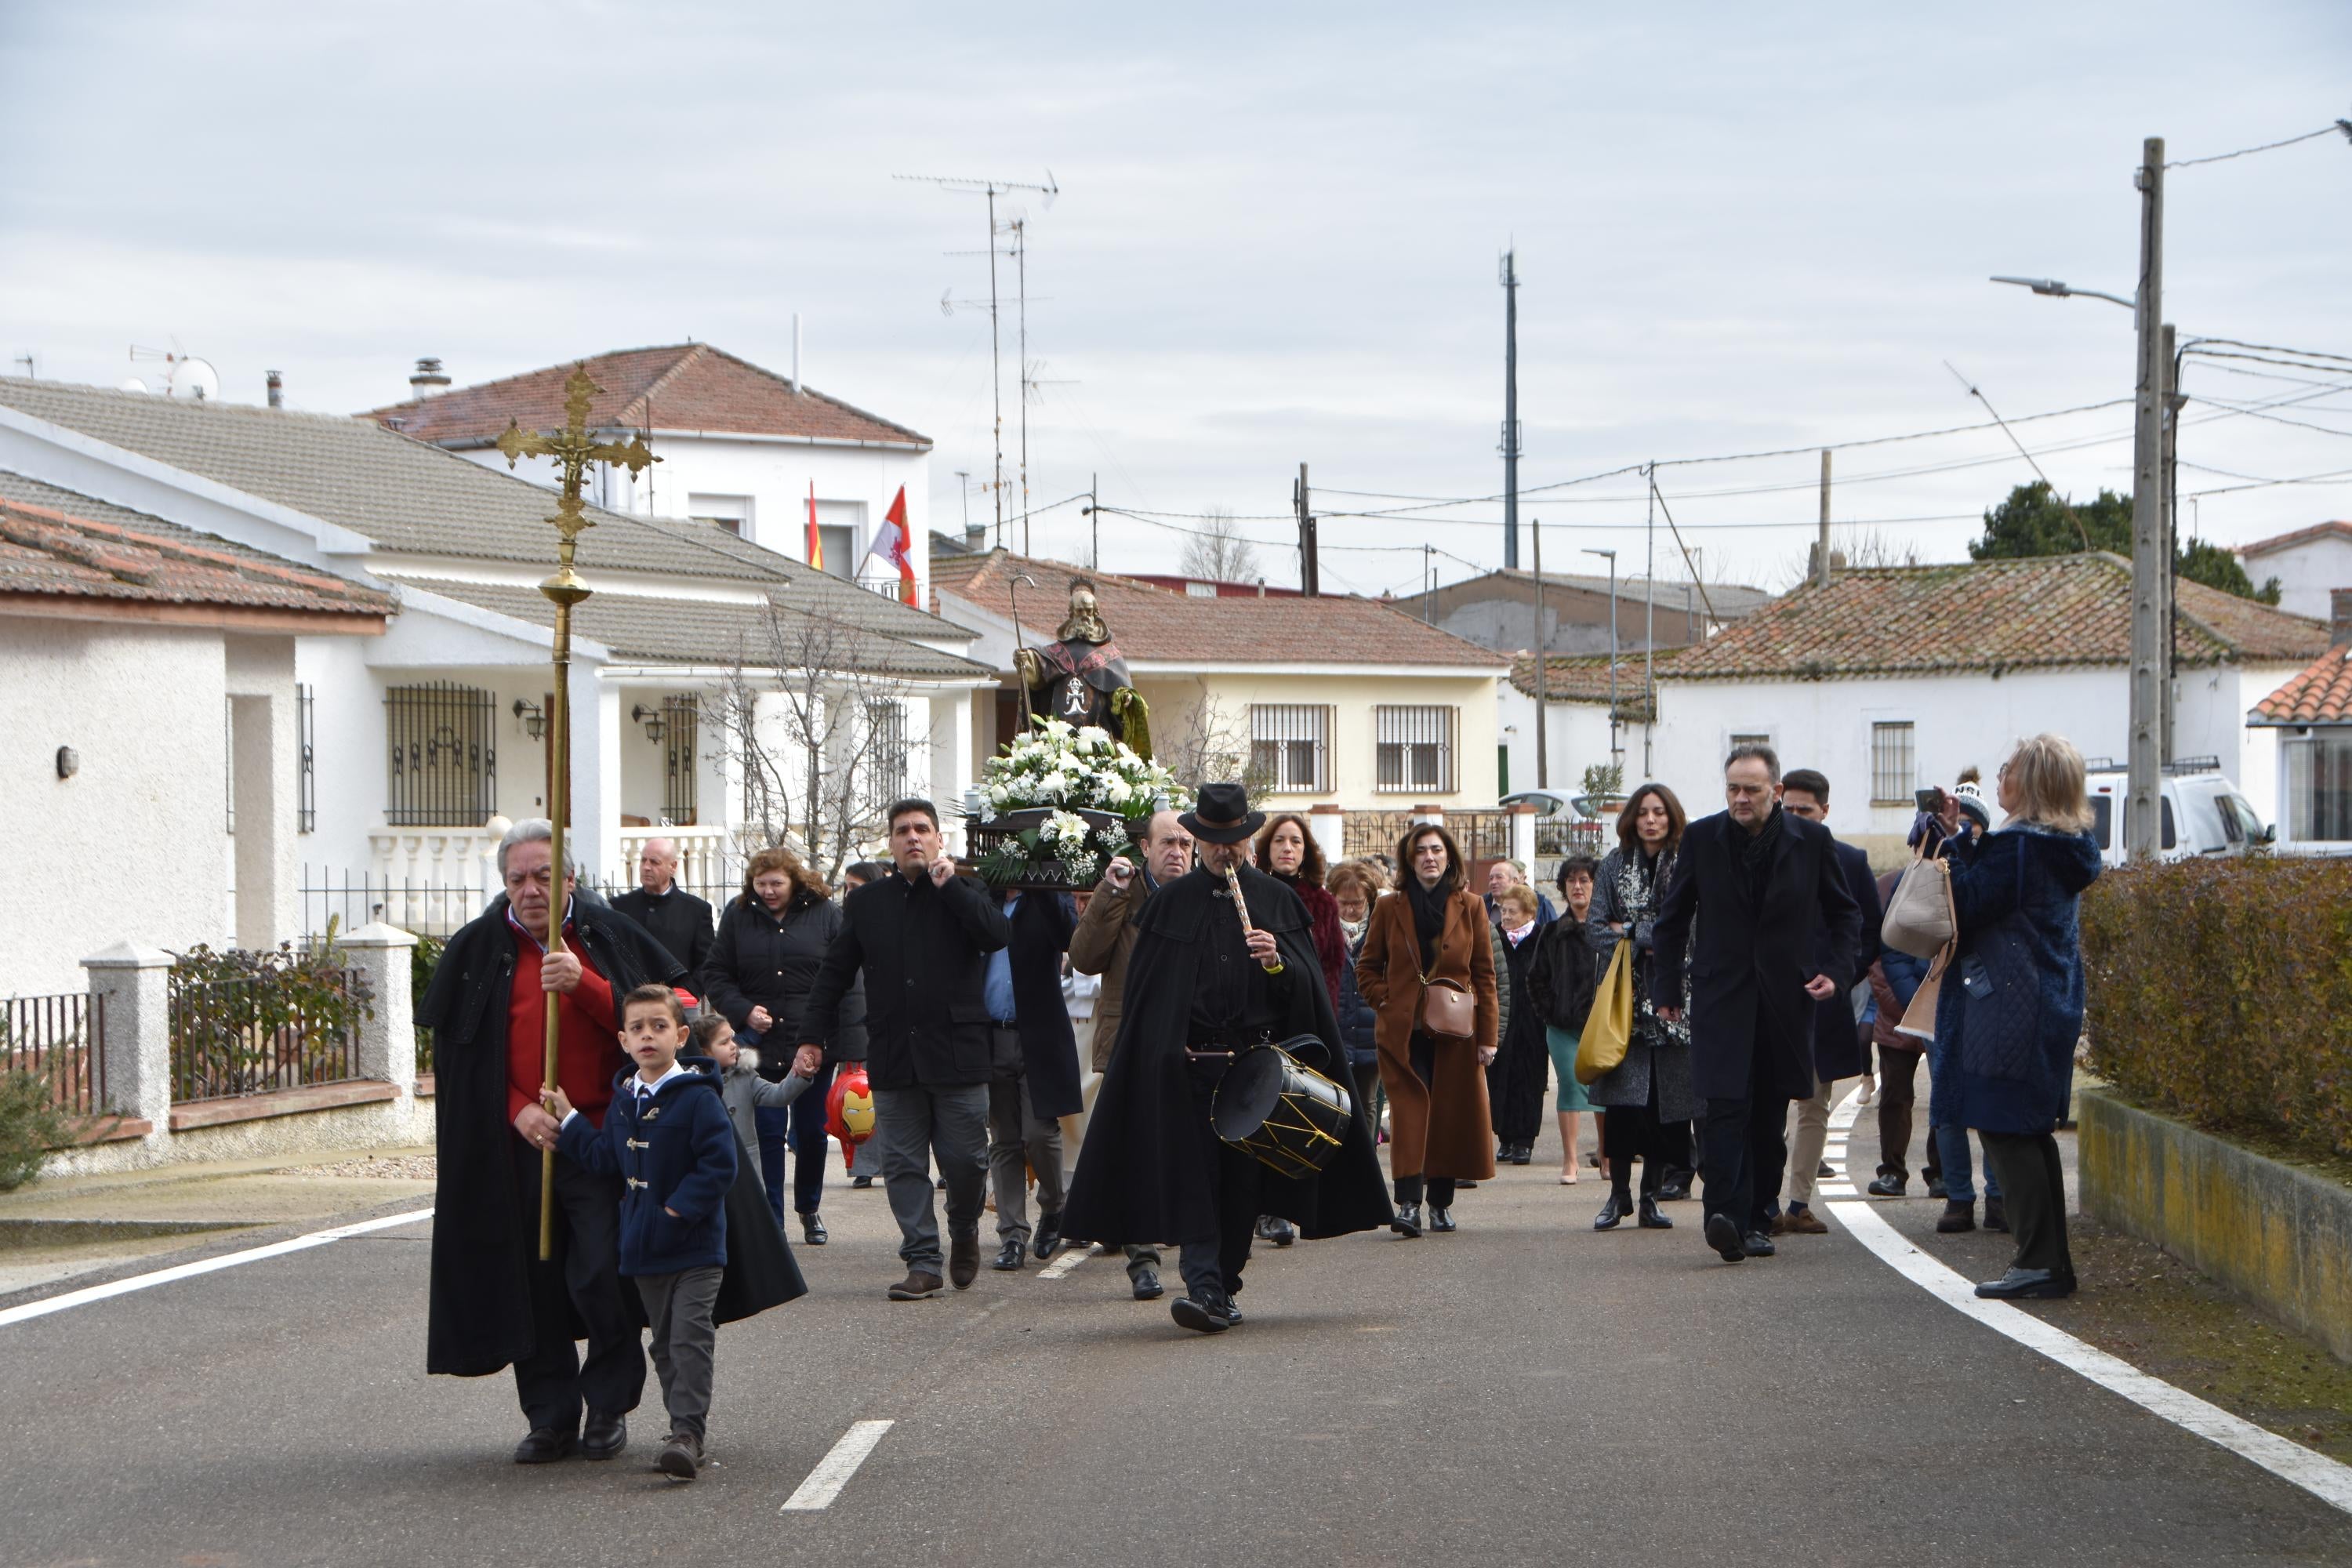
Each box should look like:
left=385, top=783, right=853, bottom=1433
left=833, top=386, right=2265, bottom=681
left=1211, top=1036, right=1355, bottom=1181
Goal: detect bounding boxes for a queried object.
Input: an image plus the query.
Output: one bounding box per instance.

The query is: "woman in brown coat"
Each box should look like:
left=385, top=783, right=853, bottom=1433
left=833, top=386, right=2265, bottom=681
left=1356, top=822, right=1498, bottom=1236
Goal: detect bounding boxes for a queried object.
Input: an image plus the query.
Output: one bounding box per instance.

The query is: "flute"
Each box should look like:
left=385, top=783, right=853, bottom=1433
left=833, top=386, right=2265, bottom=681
left=1223, top=863, right=1285, bottom=975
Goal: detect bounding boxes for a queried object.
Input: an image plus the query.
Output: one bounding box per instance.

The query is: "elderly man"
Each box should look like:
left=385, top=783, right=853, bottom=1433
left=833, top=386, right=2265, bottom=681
left=1483, top=858, right=1555, bottom=927
left=610, top=837, right=716, bottom=999
left=419, top=819, right=687, bottom=1465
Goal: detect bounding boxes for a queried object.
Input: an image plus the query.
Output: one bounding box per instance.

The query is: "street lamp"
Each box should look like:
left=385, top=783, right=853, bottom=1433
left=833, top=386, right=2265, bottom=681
left=1583, top=546, right=1620, bottom=769
left=1989, top=274, right=2138, bottom=318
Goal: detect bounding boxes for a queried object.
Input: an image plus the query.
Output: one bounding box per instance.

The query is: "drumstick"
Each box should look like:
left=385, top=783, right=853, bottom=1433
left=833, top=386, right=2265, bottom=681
left=1224, top=864, right=1284, bottom=975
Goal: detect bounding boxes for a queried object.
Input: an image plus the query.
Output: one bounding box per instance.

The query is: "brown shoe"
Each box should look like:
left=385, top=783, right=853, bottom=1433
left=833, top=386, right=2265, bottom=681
left=1768, top=1213, right=1789, bottom=1236
left=656, top=1430, right=702, bottom=1482
left=949, top=1228, right=981, bottom=1289
left=887, top=1270, right=945, bottom=1301
left=1784, top=1205, right=1829, bottom=1235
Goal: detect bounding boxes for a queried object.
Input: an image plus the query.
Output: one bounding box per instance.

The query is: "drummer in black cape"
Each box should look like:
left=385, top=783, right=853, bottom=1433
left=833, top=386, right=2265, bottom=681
left=1061, top=783, right=1392, bottom=1334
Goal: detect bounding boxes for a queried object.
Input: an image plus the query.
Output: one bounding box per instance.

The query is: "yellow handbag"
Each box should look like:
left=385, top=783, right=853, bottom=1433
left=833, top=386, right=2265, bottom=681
left=1573, top=939, right=1635, bottom=1085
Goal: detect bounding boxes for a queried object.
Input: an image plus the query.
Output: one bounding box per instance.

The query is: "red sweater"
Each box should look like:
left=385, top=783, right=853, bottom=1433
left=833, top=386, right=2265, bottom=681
left=506, top=914, right=620, bottom=1130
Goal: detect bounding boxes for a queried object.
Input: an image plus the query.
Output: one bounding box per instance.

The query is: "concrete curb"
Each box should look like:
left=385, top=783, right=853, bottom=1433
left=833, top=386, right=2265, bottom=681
left=2079, top=1087, right=2352, bottom=1364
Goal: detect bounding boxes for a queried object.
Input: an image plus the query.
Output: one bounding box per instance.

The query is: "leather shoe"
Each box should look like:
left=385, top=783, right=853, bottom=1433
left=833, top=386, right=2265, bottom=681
left=1636, top=1196, right=1672, bottom=1229
left=1936, top=1200, right=1976, bottom=1234
left=1592, top=1192, right=1627, bottom=1231
left=1254, top=1214, right=1297, bottom=1247
left=1428, top=1205, right=1457, bottom=1233
left=1768, top=1212, right=1789, bottom=1236
left=1704, top=1213, right=1746, bottom=1262
left=1973, top=1266, right=2074, bottom=1300
left=1783, top=1204, right=1829, bottom=1236
left=1171, top=1293, right=1234, bottom=1334
left=1131, top=1265, right=1164, bottom=1301
left=1033, top=1212, right=1065, bottom=1260
left=991, top=1239, right=1025, bottom=1272
left=1866, top=1171, right=1907, bottom=1198
left=1390, top=1202, right=1422, bottom=1238
left=656, top=1430, right=702, bottom=1481
left=513, top=1425, right=577, bottom=1465
left=1657, top=1178, right=1691, bottom=1202
left=1509, top=1144, right=1533, bottom=1166
left=1926, top=1175, right=1949, bottom=1200
left=1741, top=1231, right=1777, bottom=1258
left=1817, top=1161, right=1836, bottom=1178
left=1983, top=1196, right=2009, bottom=1233
left=949, top=1228, right=981, bottom=1289
left=887, top=1270, right=945, bottom=1301
left=850, top=1173, right=875, bottom=1189
left=580, top=1410, right=626, bottom=1461
left=800, top=1212, right=828, bottom=1246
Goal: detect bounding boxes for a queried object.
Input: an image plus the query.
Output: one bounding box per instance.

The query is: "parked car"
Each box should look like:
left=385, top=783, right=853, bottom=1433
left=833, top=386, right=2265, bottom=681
left=2083, top=757, right=2271, bottom=867
left=1500, top=789, right=1606, bottom=869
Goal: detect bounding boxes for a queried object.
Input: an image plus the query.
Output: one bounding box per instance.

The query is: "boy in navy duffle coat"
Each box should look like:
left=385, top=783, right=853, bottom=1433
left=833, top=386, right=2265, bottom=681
left=550, top=983, right=736, bottom=1482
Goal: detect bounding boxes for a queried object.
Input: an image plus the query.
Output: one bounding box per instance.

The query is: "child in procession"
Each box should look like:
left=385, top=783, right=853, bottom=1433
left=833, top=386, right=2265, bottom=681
left=693, top=1011, right=815, bottom=1191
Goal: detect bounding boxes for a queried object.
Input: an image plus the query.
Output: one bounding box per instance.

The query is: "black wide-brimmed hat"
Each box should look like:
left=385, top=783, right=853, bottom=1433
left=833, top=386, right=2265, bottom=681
left=1179, top=782, right=1265, bottom=845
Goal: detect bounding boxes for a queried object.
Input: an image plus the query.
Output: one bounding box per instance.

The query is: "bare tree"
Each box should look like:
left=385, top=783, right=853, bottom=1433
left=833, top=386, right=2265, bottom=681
left=709, top=601, right=930, bottom=885
left=1155, top=688, right=1273, bottom=797
left=1177, top=505, right=1263, bottom=585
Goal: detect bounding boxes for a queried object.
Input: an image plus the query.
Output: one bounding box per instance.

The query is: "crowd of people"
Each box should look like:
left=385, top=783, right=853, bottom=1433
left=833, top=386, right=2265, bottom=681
left=422, top=731, right=2103, bottom=1480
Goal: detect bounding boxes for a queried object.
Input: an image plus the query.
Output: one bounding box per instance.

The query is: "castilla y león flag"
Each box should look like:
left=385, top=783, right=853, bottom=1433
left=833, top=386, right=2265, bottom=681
left=804, top=481, right=824, bottom=572
left=865, top=486, right=918, bottom=605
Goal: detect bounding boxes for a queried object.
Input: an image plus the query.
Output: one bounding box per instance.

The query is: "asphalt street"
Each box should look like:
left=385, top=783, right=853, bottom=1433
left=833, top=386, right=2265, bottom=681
left=5, top=1113, right=2350, bottom=1568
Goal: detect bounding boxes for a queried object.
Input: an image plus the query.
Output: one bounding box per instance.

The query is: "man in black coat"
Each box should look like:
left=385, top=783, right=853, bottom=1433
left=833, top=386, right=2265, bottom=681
left=609, top=837, right=716, bottom=998
left=982, top=887, right=1083, bottom=1272
left=418, top=819, right=686, bottom=1465
left=1775, top=769, right=1887, bottom=1235
left=1062, top=784, right=1392, bottom=1334
left=1653, top=745, right=1861, bottom=1265
left=797, top=799, right=1012, bottom=1301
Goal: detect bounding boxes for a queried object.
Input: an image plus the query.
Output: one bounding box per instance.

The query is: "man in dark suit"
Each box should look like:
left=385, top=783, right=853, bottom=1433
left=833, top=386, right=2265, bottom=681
left=610, top=837, right=715, bottom=1000
left=982, top=887, right=1083, bottom=1272
left=1653, top=744, right=1862, bottom=1264
left=798, top=800, right=1013, bottom=1301
left=1774, top=768, right=1886, bottom=1235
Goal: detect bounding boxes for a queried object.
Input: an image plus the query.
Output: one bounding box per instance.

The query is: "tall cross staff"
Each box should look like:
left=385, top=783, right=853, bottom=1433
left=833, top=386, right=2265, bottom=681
left=497, top=366, right=658, bottom=1260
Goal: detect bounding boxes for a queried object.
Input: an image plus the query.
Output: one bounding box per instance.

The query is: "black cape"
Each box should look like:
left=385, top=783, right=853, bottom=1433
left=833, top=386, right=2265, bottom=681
left=714, top=1160, right=808, bottom=1323
left=418, top=893, right=692, bottom=1379
left=1061, top=865, right=1393, bottom=1247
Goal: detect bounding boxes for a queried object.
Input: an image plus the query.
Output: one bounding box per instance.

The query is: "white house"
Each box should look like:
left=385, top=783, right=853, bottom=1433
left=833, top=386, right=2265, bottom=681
left=0, top=377, right=996, bottom=947
left=2237, top=521, right=2352, bottom=625
left=1497, top=652, right=1655, bottom=799
left=2248, top=589, right=2352, bottom=852
left=365, top=343, right=933, bottom=605
left=1645, top=554, right=2332, bottom=864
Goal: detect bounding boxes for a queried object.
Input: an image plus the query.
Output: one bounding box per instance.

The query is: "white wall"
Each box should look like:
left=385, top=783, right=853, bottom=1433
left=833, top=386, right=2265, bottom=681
left=2241, top=535, right=2352, bottom=623
left=3, top=616, right=231, bottom=996
left=1497, top=684, right=1652, bottom=798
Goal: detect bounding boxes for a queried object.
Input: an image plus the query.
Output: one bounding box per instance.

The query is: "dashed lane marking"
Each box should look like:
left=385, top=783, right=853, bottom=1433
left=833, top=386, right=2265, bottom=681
left=782, top=1419, right=895, bottom=1512
left=0, top=1207, right=434, bottom=1330
left=1038, top=1241, right=1100, bottom=1281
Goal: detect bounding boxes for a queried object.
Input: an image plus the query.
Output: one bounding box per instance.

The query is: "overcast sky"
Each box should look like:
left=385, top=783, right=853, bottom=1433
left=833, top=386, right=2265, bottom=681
left=4, top=2, right=2348, bottom=594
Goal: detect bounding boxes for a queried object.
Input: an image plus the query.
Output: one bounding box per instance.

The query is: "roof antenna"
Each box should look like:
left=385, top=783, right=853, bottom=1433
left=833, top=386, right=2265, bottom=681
left=1942, top=361, right=2093, bottom=552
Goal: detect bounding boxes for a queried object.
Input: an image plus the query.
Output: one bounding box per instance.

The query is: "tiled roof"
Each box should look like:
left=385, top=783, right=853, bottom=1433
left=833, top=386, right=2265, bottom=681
left=1506, top=651, right=1671, bottom=712
left=1660, top=554, right=2333, bottom=682
left=2238, top=520, right=2352, bottom=558
left=934, top=549, right=1507, bottom=669
left=0, top=469, right=295, bottom=572
left=361, top=343, right=930, bottom=449
left=1456, top=568, right=1773, bottom=618
left=0, top=379, right=966, bottom=651
left=412, top=580, right=990, bottom=681
left=2251, top=644, right=2352, bottom=724
left=0, top=498, right=393, bottom=622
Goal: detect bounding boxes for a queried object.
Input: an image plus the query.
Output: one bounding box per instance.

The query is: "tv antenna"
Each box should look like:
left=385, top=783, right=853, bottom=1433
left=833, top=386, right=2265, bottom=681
left=895, top=170, right=1058, bottom=546
left=129, top=341, right=219, bottom=401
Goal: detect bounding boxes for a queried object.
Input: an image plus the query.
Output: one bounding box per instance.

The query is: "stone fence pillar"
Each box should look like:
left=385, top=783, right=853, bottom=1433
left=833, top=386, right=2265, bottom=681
left=82, top=942, right=173, bottom=1148
left=340, top=922, right=417, bottom=1096
left=1308, top=803, right=1345, bottom=870
left=1507, top=801, right=1539, bottom=871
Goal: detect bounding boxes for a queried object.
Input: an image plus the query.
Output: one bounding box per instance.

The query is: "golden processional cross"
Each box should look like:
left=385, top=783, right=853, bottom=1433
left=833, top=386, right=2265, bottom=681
left=497, top=365, right=658, bottom=1259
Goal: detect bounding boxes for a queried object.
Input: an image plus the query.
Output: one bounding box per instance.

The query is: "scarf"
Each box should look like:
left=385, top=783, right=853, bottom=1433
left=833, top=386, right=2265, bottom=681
left=1338, top=913, right=1370, bottom=949
left=1504, top=919, right=1536, bottom=948
left=1405, top=876, right=1449, bottom=973
left=1738, top=802, right=1784, bottom=909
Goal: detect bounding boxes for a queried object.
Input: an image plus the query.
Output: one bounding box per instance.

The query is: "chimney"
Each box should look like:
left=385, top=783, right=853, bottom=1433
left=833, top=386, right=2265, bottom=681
left=2333, top=587, right=2352, bottom=648
left=789, top=314, right=801, bottom=394
left=964, top=520, right=985, bottom=552
left=265, top=369, right=283, bottom=408
left=409, top=357, right=450, bottom=399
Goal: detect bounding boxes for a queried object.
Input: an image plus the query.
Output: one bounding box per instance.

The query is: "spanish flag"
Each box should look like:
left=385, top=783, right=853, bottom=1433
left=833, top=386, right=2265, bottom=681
left=804, top=481, right=823, bottom=571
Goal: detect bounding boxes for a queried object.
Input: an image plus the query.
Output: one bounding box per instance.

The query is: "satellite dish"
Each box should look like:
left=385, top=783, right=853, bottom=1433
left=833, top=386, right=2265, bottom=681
left=169, top=357, right=220, bottom=401
left=120, top=376, right=151, bottom=394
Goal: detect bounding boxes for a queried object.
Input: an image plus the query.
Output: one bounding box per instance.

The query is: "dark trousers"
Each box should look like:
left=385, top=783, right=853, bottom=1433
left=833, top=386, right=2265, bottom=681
left=509, top=1142, right=645, bottom=1432
left=634, top=1265, right=723, bottom=1441
left=1874, top=1045, right=1941, bottom=1181
left=1701, top=1050, right=1791, bottom=1236
left=1604, top=1072, right=1664, bottom=1201
left=1176, top=1060, right=1261, bottom=1303
left=1394, top=1033, right=1457, bottom=1209
left=757, top=1060, right=837, bottom=1221
left=1980, top=1131, right=2073, bottom=1276
left=1658, top=1116, right=1694, bottom=1176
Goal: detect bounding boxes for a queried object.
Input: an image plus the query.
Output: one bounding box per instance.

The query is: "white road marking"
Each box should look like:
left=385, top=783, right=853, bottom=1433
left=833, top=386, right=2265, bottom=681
left=1820, top=1089, right=2352, bottom=1517
left=0, top=1207, right=434, bottom=1330
left=1038, top=1241, right=1099, bottom=1281
left=781, top=1419, right=894, bottom=1512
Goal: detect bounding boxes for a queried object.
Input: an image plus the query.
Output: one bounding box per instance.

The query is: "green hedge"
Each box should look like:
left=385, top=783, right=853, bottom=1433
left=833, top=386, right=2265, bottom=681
left=2082, top=856, right=2352, bottom=1162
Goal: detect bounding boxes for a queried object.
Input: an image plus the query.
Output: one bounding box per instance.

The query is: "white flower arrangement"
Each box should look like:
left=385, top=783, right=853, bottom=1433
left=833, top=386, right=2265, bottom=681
left=972, top=718, right=1180, bottom=887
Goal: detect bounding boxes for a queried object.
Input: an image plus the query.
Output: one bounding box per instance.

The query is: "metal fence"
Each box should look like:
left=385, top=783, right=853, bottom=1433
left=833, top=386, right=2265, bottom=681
left=2, top=991, right=105, bottom=1125
left=169, top=970, right=365, bottom=1103
left=385, top=681, right=498, bottom=827
left=1341, top=809, right=1515, bottom=865
left=302, top=870, right=488, bottom=940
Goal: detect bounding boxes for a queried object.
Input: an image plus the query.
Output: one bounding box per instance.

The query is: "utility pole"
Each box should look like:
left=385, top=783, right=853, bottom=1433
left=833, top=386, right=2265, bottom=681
left=1014, top=219, right=1030, bottom=554
left=2127, top=138, right=2165, bottom=862
left=1586, top=546, right=1620, bottom=771
left=1294, top=462, right=1319, bottom=597
left=1816, top=448, right=1833, bottom=588
left=1501, top=249, right=1522, bottom=571
left=1533, top=518, right=1548, bottom=788
left=1423, top=544, right=1435, bottom=622
left=1088, top=471, right=1100, bottom=571
left=1642, top=463, right=1657, bottom=779
left=2161, top=323, right=2183, bottom=764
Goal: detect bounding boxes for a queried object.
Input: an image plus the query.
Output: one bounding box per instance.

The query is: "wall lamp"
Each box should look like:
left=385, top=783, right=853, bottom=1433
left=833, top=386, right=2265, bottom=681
left=630, top=703, right=668, bottom=744
left=511, top=697, right=545, bottom=742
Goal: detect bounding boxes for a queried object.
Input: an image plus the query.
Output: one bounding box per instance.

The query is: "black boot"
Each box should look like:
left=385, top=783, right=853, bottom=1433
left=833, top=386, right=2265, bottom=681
left=1593, top=1190, right=1629, bottom=1230
left=1391, top=1203, right=1423, bottom=1238
left=1637, top=1195, right=1673, bottom=1229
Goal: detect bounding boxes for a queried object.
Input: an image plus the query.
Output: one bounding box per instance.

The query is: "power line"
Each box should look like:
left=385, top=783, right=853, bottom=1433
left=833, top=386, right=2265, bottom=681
left=2165, top=122, right=2352, bottom=169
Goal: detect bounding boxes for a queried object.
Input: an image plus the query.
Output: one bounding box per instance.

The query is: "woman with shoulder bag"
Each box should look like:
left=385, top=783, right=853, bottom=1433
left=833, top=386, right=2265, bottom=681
left=1929, top=735, right=2102, bottom=1300
left=1356, top=823, right=1498, bottom=1236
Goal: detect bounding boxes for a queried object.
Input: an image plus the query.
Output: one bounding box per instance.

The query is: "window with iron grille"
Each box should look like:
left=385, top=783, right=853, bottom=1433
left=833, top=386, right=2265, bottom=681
left=297, top=684, right=317, bottom=833
left=1250, top=704, right=1331, bottom=793
left=384, top=682, right=497, bottom=826
left=1870, top=721, right=1915, bottom=805
left=661, top=695, right=699, bottom=826
left=1374, top=705, right=1457, bottom=793
left=867, top=699, right=909, bottom=807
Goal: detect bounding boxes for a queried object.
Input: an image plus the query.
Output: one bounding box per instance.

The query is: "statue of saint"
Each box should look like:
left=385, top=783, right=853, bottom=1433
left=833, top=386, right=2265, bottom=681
left=1013, top=580, right=1153, bottom=757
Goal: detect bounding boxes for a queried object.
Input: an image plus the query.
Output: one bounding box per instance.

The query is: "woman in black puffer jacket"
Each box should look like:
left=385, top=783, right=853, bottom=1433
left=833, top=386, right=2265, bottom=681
left=703, top=846, right=866, bottom=1244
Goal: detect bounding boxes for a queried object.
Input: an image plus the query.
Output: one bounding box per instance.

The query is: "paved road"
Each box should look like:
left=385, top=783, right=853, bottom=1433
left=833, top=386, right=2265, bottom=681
left=5, top=1116, right=2350, bottom=1568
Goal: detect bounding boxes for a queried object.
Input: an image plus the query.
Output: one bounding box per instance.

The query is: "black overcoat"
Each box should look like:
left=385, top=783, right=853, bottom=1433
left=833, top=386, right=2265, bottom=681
left=704, top=892, right=869, bottom=1065
left=1810, top=837, right=1884, bottom=1082
left=417, top=894, right=684, bottom=1379
left=1001, top=890, right=1083, bottom=1120
left=1060, top=865, right=1393, bottom=1248
left=609, top=885, right=717, bottom=997
left=799, top=868, right=1012, bottom=1089
left=1651, top=809, right=1863, bottom=1104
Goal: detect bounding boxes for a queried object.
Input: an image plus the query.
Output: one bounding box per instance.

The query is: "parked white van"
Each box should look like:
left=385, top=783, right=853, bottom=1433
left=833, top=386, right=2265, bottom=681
left=2083, top=757, right=2271, bottom=868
